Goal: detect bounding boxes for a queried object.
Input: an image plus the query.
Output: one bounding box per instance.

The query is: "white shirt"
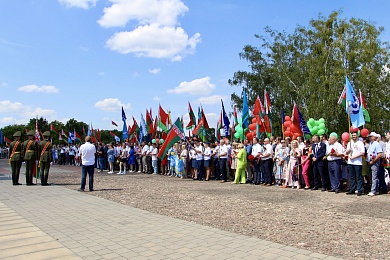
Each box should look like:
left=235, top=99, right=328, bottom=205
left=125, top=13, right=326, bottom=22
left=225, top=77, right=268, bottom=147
left=151, top=147, right=158, bottom=160
left=251, top=143, right=263, bottom=158
left=326, top=141, right=344, bottom=161
left=298, top=142, right=305, bottom=151
left=386, top=141, right=390, bottom=160
left=79, top=142, right=96, bottom=166
left=219, top=144, right=228, bottom=159
left=261, top=144, right=273, bottom=161
left=347, top=140, right=365, bottom=165
left=204, top=147, right=211, bottom=160
left=212, top=146, right=219, bottom=158
left=195, top=145, right=204, bottom=160
left=142, top=145, right=149, bottom=155
left=189, top=149, right=196, bottom=159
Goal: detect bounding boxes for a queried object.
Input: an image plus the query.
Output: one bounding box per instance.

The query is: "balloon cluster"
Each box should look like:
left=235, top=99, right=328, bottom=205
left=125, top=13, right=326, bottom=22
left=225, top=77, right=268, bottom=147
left=233, top=118, right=246, bottom=140
left=246, top=118, right=259, bottom=140
left=307, top=118, right=327, bottom=136
left=283, top=116, right=302, bottom=139
left=151, top=139, right=164, bottom=144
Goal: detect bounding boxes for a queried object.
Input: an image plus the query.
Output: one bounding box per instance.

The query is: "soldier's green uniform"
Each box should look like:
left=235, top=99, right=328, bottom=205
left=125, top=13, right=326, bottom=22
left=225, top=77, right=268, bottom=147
left=9, top=131, right=23, bottom=185
left=23, top=130, right=38, bottom=185
left=39, top=131, right=52, bottom=186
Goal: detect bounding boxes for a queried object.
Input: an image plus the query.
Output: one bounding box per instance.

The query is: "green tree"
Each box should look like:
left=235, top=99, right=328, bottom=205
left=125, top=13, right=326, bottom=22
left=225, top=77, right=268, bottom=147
left=1, top=124, right=26, bottom=144
left=229, top=11, right=390, bottom=135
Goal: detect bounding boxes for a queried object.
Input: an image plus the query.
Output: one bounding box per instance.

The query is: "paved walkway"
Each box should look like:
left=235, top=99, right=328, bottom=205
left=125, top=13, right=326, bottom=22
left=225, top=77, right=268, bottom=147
left=0, top=162, right=342, bottom=260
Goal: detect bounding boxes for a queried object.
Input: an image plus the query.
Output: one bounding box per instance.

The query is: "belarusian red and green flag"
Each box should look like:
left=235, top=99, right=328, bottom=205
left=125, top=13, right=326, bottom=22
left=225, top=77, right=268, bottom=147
left=158, top=105, right=169, bottom=132
left=157, top=118, right=185, bottom=160
left=146, top=109, right=153, bottom=134
left=186, top=102, right=196, bottom=130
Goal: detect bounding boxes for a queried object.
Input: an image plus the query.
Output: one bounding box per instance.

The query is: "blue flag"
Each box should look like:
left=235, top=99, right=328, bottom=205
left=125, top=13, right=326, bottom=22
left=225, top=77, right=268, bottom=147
left=68, top=130, right=75, bottom=143
left=0, top=130, right=3, bottom=144
left=221, top=100, right=230, bottom=137
left=87, top=123, right=92, bottom=137
left=345, top=77, right=365, bottom=128
left=242, top=89, right=249, bottom=129
left=297, top=107, right=311, bottom=136
left=140, top=113, right=147, bottom=137
left=122, top=106, right=128, bottom=139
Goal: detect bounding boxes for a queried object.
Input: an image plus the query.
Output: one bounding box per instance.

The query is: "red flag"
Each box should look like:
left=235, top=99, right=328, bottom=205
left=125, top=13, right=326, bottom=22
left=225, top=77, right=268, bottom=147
left=146, top=109, right=153, bottom=134
left=158, top=104, right=169, bottom=132
left=4, top=136, right=12, bottom=143
left=153, top=115, right=158, bottom=138
left=186, top=102, right=196, bottom=130
left=201, top=108, right=209, bottom=129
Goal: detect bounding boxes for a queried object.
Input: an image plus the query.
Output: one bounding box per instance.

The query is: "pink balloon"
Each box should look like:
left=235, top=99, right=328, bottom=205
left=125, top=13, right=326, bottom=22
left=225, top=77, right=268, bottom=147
left=341, top=132, right=350, bottom=142
left=360, top=128, right=369, bottom=138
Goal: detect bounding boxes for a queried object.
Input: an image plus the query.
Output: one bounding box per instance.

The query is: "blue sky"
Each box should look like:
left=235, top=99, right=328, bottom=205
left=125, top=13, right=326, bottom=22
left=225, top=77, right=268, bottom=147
left=1, top=0, right=389, bottom=130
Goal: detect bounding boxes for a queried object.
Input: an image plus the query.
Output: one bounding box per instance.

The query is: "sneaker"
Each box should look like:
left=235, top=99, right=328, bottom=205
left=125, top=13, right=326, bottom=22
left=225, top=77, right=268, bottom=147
left=367, top=192, right=376, bottom=196
left=123, top=171, right=126, bottom=175
left=108, top=171, right=113, bottom=174
left=129, top=170, right=134, bottom=173
left=137, top=171, right=141, bottom=173
left=117, top=172, right=122, bottom=175
left=98, top=170, right=102, bottom=173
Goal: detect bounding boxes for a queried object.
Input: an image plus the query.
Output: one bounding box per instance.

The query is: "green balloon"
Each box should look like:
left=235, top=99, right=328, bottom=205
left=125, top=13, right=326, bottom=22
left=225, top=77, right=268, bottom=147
left=317, top=129, right=325, bottom=135
left=314, top=121, right=320, bottom=126
left=319, top=118, right=325, bottom=123
left=235, top=125, right=241, bottom=131
left=318, top=123, right=325, bottom=129
left=312, top=126, right=318, bottom=133
left=160, top=139, right=164, bottom=144
left=152, top=139, right=156, bottom=144
left=308, top=118, right=315, bottom=124
left=234, top=132, right=240, bottom=139
left=358, top=130, right=361, bottom=137
left=237, top=128, right=243, bottom=134
left=238, top=118, right=243, bottom=124
left=304, top=133, right=312, bottom=139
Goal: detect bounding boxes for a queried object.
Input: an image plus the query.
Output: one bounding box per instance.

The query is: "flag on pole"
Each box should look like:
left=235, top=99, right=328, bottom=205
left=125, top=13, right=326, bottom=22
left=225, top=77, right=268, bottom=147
left=186, top=102, right=196, bottom=130
left=4, top=136, right=12, bottom=143
left=157, top=118, right=185, bottom=160
left=233, top=105, right=238, bottom=126
left=359, top=89, right=371, bottom=122
left=201, top=108, right=209, bottom=129
left=35, top=117, right=40, bottom=143
left=122, top=106, right=129, bottom=140
left=242, top=89, right=249, bottom=129
left=221, top=100, right=230, bottom=137
left=140, top=113, right=147, bottom=137
left=345, top=77, right=365, bottom=128
left=74, top=130, right=81, bottom=142
left=110, top=131, right=121, bottom=142
left=112, top=121, right=118, bottom=127
left=158, top=105, right=169, bottom=132
left=216, top=111, right=222, bottom=140
left=87, top=123, right=92, bottom=136
left=264, top=89, right=273, bottom=135
left=0, top=130, right=3, bottom=145
left=146, top=109, right=153, bottom=134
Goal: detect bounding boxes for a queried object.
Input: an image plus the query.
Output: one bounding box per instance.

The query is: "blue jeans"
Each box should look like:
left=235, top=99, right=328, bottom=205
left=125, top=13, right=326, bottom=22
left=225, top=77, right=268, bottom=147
left=98, top=157, right=104, bottom=171
left=81, top=165, right=94, bottom=191
left=347, top=164, right=363, bottom=193
left=196, top=160, right=203, bottom=180
left=152, top=160, right=158, bottom=173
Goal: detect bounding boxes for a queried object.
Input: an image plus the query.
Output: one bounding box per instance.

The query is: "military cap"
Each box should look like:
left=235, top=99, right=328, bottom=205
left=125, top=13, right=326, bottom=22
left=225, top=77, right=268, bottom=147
left=13, top=131, right=21, bottom=137
left=43, top=131, right=51, bottom=137
left=27, top=130, right=35, bottom=136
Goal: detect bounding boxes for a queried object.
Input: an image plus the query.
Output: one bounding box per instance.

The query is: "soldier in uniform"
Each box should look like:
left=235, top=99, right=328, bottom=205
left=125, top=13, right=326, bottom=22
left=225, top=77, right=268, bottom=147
left=39, top=131, right=52, bottom=186
left=9, top=131, right=23, bottom=185
left=23, top=130, right=38, bottom=185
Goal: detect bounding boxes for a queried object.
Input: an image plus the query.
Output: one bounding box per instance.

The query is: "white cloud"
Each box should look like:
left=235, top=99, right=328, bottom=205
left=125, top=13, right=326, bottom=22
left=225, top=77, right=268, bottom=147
left=18, top=85, right=59, bottom=93
left=197, top=95, right=227, bottom=105
left=149, top=68, right=161, bottom=74
left=168, top=76, right=215, bottom=95
left=106, top=24, right=201, bottom=61
left=58, top=0, right=97, bottom=9
left=153, top=96, right=161, bottom=101
left=94, top=98, right=132, bottom=112
left=0, top=100, right=57, bottom=127
left=98, top=0, right=188, bottom=28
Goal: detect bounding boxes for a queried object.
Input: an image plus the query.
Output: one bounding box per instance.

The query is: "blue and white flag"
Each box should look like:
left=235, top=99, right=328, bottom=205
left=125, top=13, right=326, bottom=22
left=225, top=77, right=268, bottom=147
left=0, top=130, right=3, bottom=145
left=345, top=77, right=365, bottom=128
left=122, top=106, right=128, bottom=139
left=140, top=113, right=147, bottom=137
left=221, top=100, right=230, bottom=137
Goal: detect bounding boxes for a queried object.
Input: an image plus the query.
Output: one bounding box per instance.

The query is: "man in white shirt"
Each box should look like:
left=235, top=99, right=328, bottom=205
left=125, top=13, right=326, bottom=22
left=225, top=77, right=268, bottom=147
left=151, top=143, right=158, bottom=174
left=366, top=132, right=383, bottom=196
left=195, top=140, right=204, bottom=180
left=141, top=142, right=149, bottom=173
left=212, top=142, right=220, bottom=180
left=261, top=138, right=274, bottom=186
left=345, top=132, right=365, bottom=196
left=251, top=137, right=263, bottom=185
left=218, top=140, right=228, bottom=182
left=78, top=136, right=97, bottom=192
left=327, top=136, right=344, bottom=193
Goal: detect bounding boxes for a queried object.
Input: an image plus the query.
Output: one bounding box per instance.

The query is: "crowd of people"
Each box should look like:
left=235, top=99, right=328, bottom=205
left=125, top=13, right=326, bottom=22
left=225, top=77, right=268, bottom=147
left=69, top=130, right=390, bottom=197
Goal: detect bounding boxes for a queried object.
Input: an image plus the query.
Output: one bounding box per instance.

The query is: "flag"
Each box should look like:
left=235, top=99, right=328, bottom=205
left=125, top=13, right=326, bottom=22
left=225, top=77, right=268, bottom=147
left=337, top=86, right=346, bottom=106
left=4, top=136, right=12, bottom=143
left=230, top=117, right=235, bottom=141
left=0, top=130, right=2, bottom=145
left=35, top=117, right=40, bottom=143
left=233, top=105, right=238, bottom=126
left=197, top=107, right=202, bottom=124
left=97, top=129, right=101, bottom=142
left=221, top=100, right=230, bottom=137
left=264, top=90, right=273, bottom=135
left=359, top=89, right=371, bottom=122
left=345, top=77, right=365, bottom=128
left=122, top=106, right=129, bottom=140
left=158, top=105, right=169, bottom=132
left=281, top=109, right=285, bottom=136
left=186, top=102, right=196, bottom=130
left=62, top=129, right=68, bottom=138
left=74, top=130, right=81, bottom=142
left=87, top=123, right=92, bottom=136
left=157, top=118, right=185, bottom=160
left=68, top=130, right=75, bottom=143
left=82, top=126, right=86, bottom=136
left=295, top=103, right=311, bottom=136
left=50, top=124, right=59, bottom=134
left=153, top=115, right=158, bottom=138
left=291, top=103, right=304, bottom=137
left=242, top=89, right=249, bottom=129
left=140, top=113, right=147, bottom=136
left=131, top=117, right=140, bottom=134
left=201, top=108, right=209, bottom=129
left=112, top=121, right=118, bottom=127
left=146, top=109, right=153, bottom=134
left=216, top=111, right=222, bottom=140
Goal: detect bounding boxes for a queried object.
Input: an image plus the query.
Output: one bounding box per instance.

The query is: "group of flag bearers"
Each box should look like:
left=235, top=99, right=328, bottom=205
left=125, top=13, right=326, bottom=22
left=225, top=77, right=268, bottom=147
left=9, top=130, right=52, bottom=186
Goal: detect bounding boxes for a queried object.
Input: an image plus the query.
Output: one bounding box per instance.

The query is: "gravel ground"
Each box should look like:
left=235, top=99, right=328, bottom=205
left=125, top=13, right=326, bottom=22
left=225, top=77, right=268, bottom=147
left=48, top=165, right=390, bottom=260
